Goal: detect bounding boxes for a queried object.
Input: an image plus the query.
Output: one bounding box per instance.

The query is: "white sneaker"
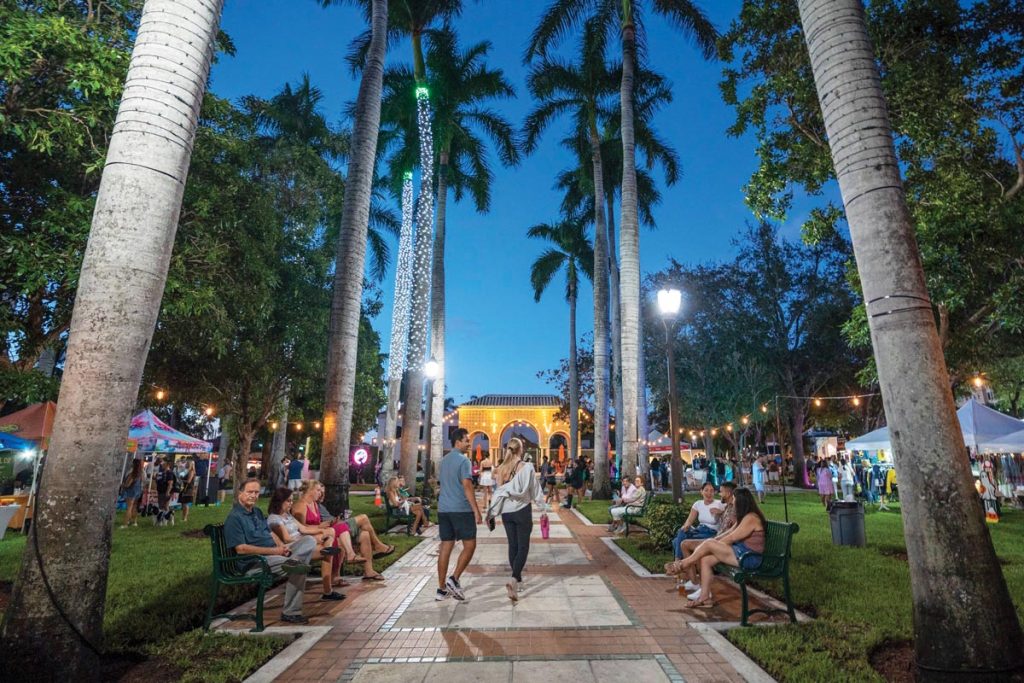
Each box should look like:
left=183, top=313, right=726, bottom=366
left=687, top=589, right=704, bottom=601
left=446, top=575, right=466, bottom=601
left=683, top=580, right=699, bottom=592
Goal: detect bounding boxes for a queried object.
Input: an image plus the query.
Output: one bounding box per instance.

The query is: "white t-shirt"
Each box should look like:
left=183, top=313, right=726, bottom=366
left=691, top=500, right=725, bottom=530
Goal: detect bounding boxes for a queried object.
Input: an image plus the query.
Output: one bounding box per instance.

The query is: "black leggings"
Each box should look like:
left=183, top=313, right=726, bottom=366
left=501, top=505, right=533, bottom=582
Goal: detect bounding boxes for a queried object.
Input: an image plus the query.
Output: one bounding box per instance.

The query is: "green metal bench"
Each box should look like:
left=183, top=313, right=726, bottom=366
left=622, top=493, right=652, bottom=537
left=203, top=523, right=276, bottom=632
left=715, top=520, right=800, bottom=626
left=384, top=497, right=416, bottom=534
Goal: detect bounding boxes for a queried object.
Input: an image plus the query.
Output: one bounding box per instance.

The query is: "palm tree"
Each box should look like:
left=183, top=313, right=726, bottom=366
left=0, top=1, right=224, bottom=677
left=797, top=0, right=1024, bottom=674
left=317, top=0, right=389, bottom=512
left=527, top=0, right=716, bottom=479
left=528, top=218, right=595, bottom=465
left=424, top=28, right=518, bottom=480
left=522, top=20, right=616, bottom=496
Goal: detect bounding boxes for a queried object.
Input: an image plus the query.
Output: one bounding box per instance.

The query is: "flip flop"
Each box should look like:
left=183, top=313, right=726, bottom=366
left=362, top=574, right=386, bottom=582
left=333, top=578, right=352, bottom=587
left=685, top=597, right=716, bottom=609
left=373, top=544, right=396, bottom=559
left=348, top=555, right=367, bottom=564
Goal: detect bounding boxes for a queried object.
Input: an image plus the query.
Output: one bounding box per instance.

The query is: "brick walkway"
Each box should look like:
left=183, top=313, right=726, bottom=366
left=219, top=502, right=783, bottom=682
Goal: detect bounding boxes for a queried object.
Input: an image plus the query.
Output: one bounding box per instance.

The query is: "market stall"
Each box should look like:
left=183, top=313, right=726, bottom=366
left=127, top=410, right=213, bottom=506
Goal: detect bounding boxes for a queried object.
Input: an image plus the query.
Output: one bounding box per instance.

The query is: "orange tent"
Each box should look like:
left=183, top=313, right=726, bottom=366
left=0, top=401, right=57, bottom=447
left=558, top=443, right=565, bottom=462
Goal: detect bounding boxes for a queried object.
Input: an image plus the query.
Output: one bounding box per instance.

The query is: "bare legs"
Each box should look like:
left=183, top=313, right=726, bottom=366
left=679, top=539, right=739, bottom=603
left=437, top=539, right=476, bottom=590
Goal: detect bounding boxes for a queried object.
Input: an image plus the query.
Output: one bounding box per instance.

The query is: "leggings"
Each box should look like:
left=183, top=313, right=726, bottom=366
left=501, top=504, right=533, bottom=582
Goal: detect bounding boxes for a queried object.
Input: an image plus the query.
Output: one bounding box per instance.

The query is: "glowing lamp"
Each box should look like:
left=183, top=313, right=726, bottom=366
left=657, top=288, right=682, bottom=317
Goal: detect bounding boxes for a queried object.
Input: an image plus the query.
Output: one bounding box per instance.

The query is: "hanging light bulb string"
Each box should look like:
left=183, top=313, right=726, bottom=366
left=675, top=392, right=881, bottom=437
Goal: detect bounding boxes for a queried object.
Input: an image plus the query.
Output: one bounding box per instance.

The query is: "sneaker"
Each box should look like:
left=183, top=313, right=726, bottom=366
left=435, top=588, right=449, bottom=601
left=687, top=589, right=709, bottom=601
left=280, top=613, right=310, bottom=624
left=446, top=575, right=466, bottom=601
left=683, top=580, right=699, bottom=592
left=320, top=591, right=346, bottom=601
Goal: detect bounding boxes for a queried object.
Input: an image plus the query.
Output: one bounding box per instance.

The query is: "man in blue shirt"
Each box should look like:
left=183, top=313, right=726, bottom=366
left=223, top=478, right=315, bottom=623
left=287, top=455, right=305, bottom=490
left=436, top=428, right=481, bottom=602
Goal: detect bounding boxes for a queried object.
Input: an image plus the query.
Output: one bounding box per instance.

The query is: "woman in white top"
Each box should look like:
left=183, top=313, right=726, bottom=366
left=672, top=482, right=724, bottom=558
left=608, top=476, right=647, bottom=533
left=478, top=454, right=494, bottom=512
left=487, top=438, right=543, bottom=602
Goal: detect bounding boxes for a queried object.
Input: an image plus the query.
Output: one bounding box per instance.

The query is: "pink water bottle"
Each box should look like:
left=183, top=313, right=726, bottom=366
left=540, top=513, right=550, bottom=539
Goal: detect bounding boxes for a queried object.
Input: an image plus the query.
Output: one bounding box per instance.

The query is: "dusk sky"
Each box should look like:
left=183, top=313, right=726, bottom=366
left=211, top=1, right=826, bottom=405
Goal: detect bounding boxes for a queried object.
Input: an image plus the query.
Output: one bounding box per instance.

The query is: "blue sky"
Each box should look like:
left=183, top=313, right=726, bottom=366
left=211, top=0, right=814, bottom=404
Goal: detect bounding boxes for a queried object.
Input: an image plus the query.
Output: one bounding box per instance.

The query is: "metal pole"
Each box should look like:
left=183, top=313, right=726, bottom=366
left=664, top=319, right=683, bottom=504
left=775, top=395, right=789, bottom=522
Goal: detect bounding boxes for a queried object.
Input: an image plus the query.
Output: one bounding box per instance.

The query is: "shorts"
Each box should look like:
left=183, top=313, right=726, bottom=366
left=732, top=542, right=763, bottom=570
left=438, top=512, right=476, bottom=542
left=478, top=471, right=493, bottom=487
left=180, top=495, right=194, bottom=505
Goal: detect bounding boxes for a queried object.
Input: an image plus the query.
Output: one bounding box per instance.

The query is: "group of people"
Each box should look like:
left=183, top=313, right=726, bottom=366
left=384, top=474, right=432, bottom=535
left=664, top=480, right=767, bottom=609
left=223, top=477, right=396, bottom=624
left=119, top=456, right=201, bottom=528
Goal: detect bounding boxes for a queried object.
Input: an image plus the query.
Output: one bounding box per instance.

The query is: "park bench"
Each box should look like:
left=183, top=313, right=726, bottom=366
left=715, top=520, right=799, bottom=626
left=384, top=497, right=416, bottom=534
left=621, top=492, right=653, bottom=537
left=203, top=523, right=276, bottom=632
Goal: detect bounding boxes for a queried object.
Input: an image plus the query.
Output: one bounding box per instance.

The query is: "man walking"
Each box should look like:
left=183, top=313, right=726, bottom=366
left=224, top=478, right=314, bottom=624
left=436, top=428, right=481, bottom=601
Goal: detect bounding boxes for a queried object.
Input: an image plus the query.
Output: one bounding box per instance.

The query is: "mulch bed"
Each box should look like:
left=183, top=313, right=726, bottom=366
left=870, top=641, right=916, bottom=682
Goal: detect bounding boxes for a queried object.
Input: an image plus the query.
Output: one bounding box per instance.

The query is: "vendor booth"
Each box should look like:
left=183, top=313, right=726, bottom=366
left=0, top=432, right=40, bottom=535
left=127, top=410, right=213, bottom=506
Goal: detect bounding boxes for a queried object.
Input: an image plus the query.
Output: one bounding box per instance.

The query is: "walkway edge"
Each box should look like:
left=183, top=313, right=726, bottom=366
left=571, top=507, right=594, bottom=526
left=689, top=622, right=777, bottom=683
left=240, top=625, right=332, bottom=683
left=599, top=536, right=668, bottom=578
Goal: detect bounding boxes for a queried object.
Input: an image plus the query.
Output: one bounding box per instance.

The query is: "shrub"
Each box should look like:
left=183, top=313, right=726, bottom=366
left=643, top=497, right=688, bottom=550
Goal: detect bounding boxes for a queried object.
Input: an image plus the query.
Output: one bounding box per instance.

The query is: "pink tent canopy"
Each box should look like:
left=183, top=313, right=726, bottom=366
left=129, top=410, right=212, bottom=453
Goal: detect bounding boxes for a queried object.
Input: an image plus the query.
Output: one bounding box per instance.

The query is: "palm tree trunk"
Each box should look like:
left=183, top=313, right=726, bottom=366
left=429, top=153, right=449, bottom=481
left=798, top=0, right=1024, bottom=676
left=0, top=2, right=223, bottom=676
left=398, top=89, right=436, bottom=493
left=321, top=0, right=388, bottom=513
left=617, top=18, right=641, bottom=480
left=637, top=306, right=650, bottom=477
left=381, top=172, right=416, bottom=484
left=606, top=195, right=624, bottom=477
left=590, top=129, right=611, bottom=499
left=568, top=283, right=579, bottom=463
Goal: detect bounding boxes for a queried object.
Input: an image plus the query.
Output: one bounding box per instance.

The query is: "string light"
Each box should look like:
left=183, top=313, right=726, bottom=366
left=156, top=389, right=166, bottom=401
left=295, top=423, right=303, bottom=431
left=385, top=171, right=416, bottom=383
left=313, top=421, right=321, bottom=429
left=204, top=406, right=214, bottom=417
left=814, top=398, right=823, bottom=407
left=760, top=404, right=768, bottom=413
left=973, top=376, right=985, bottom=388
left=405, top=86, right=436, bottom=372
left=852, top=397, right=861, bottom=407
left=270, top=422, right=278, bottom=431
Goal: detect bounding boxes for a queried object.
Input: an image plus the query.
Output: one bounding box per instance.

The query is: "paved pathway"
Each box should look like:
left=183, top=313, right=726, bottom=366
left=219, top=501, right=785, bottom=683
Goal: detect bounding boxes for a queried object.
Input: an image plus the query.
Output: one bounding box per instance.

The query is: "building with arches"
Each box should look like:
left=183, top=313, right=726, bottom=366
left=455, top=394, right=576, bottom=461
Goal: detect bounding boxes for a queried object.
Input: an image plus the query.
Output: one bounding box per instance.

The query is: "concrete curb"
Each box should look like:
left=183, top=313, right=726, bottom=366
left=570, top=507, right=594, bottom=526
left=239, top=626, right=332, bottom=683
left=599, top=536, right=668, bottom=578
left=689, top=622, right=777, bottom=683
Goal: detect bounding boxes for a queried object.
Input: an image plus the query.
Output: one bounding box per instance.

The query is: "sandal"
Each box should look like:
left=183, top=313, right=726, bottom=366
left=685, top=596, right=716, bottom=609
left=348, top=554, right=367, bottom=564
left=373, top=544, right=396, bottom=559
left=333, top=577, right=352, bottom=587
left=362, top=573, right=386, bottom=582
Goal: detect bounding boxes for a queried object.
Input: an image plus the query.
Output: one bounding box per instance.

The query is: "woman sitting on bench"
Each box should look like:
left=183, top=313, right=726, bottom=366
left=608, top=476, right=647, bottom=533
left=386, top=476, right=428, bottom=535
left=266, top=487, right=346, bottom=601
left=675, top=487, right=766, bottom=609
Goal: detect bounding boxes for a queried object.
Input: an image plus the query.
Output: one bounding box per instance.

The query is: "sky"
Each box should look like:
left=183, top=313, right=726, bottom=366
left=210, top=0, right=813, bottom=405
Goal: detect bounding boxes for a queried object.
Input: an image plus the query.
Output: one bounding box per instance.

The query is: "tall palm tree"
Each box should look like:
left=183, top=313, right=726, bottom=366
left=523, top=19, right=617, bottom=496
left=318, top=0, right=389, bottom=512
left=527, top=0, right=716, bottom=479
left=0, top=1, right=224, bottom=677
left=424, top=28, right=518, bottom=479
left=528, top=218, right=595, bottom=464
left=798, top=0, right=1024, bottom=675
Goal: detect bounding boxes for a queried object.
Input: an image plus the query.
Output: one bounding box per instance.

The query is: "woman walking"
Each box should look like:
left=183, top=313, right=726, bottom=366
left=478, top=453, right=494, bottom=512
left=816, top=459, right=835, bottom=508
left=120, top=459, right=144, bottom=528
left=487, top=437, right=543, bottom=602
left=179, top=459, right=197, bottom=522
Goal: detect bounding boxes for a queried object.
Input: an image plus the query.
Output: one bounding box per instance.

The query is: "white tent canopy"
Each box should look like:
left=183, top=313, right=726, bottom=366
left=846, top=399, right=1024, bottom=453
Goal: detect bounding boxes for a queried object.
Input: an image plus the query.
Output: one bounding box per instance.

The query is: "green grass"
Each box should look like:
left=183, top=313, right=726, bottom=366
left=573, top=499, right=613, bottom=525
left=0, top=494, right=421, bottom=674
left=606, top=490, right=1024, bottom=682
left=145, top=630, right=290, bottom=683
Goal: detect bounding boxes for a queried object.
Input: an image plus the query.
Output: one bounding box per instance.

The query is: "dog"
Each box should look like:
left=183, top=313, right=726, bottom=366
left=153, top=507, right=175, bottom=526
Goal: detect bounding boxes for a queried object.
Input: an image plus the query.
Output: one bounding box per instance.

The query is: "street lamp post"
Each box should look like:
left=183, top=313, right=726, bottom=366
left=423, top=358, right=440, bottom=496
left=657, top=288, right=684, bottom=504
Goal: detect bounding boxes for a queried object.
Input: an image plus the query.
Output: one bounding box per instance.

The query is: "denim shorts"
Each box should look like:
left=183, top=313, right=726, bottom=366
left=732, top=542, right=763, bottom=570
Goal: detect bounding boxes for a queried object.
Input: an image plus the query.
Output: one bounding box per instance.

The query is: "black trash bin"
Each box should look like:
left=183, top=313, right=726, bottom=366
left=828, top=500, right=866, bottom=547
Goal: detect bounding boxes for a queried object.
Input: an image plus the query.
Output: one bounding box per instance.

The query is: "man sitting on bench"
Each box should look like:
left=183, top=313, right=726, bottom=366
left=608, top=476, right=647, bottom=533
left=224, top=478, right=315, bottom=625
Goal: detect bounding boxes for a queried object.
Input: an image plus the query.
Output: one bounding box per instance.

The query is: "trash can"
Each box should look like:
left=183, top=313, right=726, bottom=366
left=828, top=500, right=866, bottom=547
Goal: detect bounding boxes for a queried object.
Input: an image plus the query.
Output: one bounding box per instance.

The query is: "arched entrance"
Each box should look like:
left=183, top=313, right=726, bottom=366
left=455, top=394, right=573, bottom=462
left=469, top=431, right=490, bottom=463
left=500, top=420, right=541, bottom=461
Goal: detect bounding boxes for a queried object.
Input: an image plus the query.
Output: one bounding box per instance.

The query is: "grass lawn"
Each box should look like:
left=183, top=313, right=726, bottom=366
left=0, top=494, right=421, bottom=679
left=607, top=490, right=1024, bottom=682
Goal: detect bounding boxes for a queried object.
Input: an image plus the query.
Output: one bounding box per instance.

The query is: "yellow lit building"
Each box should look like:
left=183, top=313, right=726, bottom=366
left=454, top=394, right=574, bottom=460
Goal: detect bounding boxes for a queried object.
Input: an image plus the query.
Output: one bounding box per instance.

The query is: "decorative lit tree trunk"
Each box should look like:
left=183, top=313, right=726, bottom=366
left=0, top=1, right=224, bottom=677
left=398, top=89, right=435, bottom=492
left=321, top=0, right=388, bottom=513
left=590, top=128, right=611, bottom=499
left=380, top=172, right=415, bottom=484
left=797, top=0, right=1024, bottom=677
left=617, top=20, right=641, bottom=480
left=429, top=153, right=450, bottom=480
